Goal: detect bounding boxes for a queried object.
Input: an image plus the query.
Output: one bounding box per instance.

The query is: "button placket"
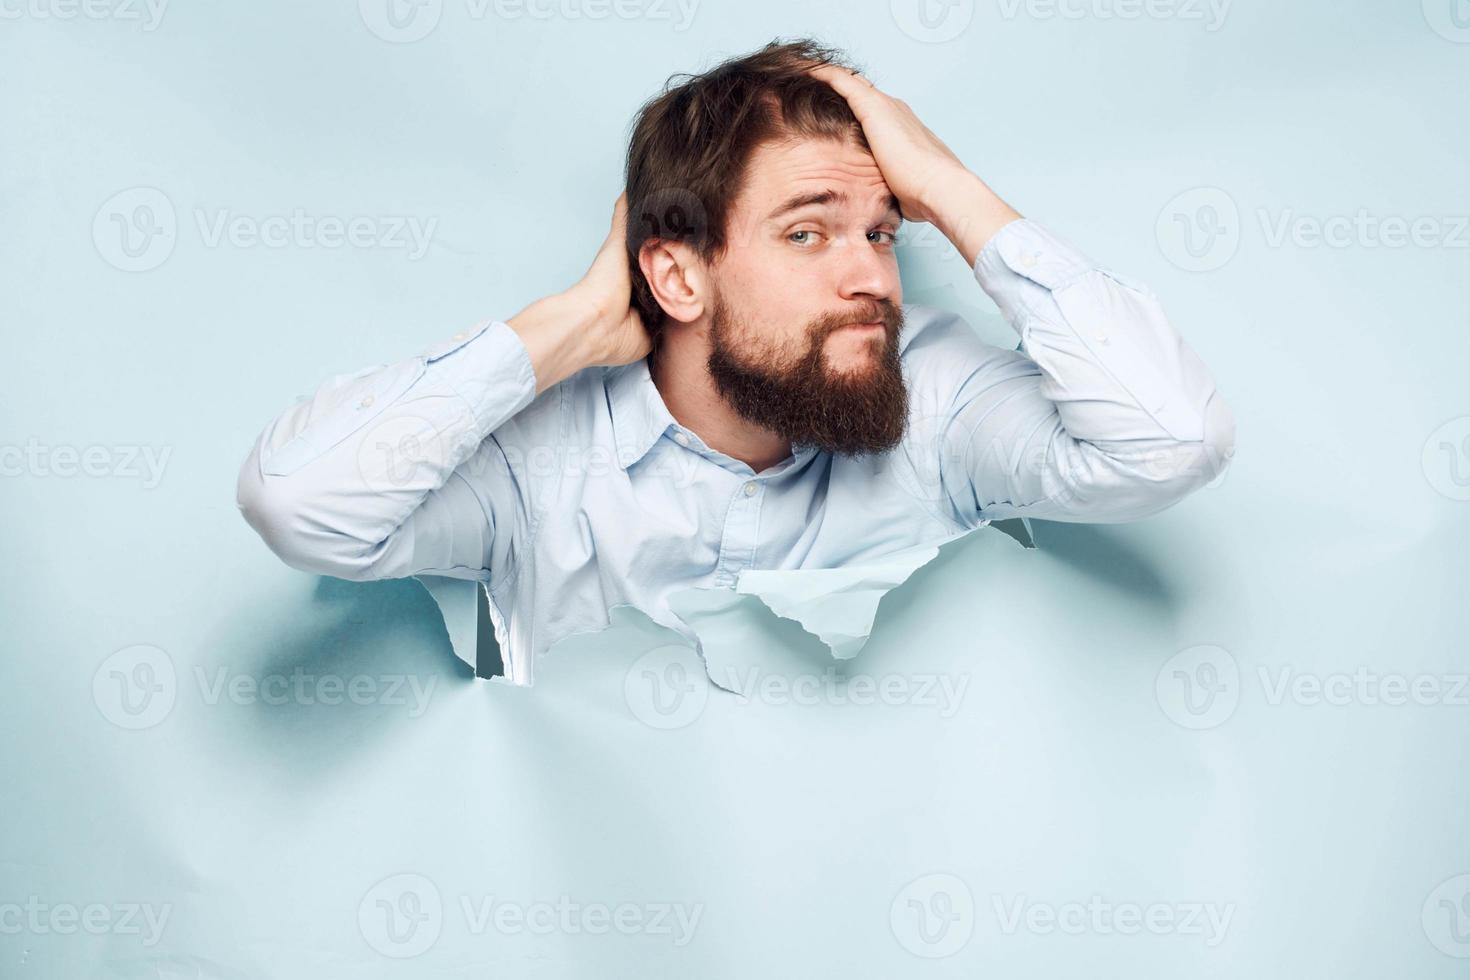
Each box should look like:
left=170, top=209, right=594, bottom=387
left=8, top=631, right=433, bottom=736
left=713, top=478, right=763, bottom=588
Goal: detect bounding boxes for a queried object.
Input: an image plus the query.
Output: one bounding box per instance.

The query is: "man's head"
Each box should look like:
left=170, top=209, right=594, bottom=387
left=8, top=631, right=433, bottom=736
left=624, top=39, right=908, bottom=456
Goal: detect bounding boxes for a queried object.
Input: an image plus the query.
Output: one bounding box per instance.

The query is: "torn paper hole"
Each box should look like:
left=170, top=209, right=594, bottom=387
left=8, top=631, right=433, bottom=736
left=414, top=574, right=508, bottom=682
left=730, top=524, right=987, bottom=661
left=416, top=519, right=1033, bottom=687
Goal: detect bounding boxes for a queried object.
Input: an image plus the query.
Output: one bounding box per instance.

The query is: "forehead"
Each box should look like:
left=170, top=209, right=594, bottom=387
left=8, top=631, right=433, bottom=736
left=735, top=137, right=893, bottom=215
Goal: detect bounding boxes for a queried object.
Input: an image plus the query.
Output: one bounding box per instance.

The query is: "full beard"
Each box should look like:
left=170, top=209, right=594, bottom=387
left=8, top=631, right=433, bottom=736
left=705, top=290, right=909, bottom=457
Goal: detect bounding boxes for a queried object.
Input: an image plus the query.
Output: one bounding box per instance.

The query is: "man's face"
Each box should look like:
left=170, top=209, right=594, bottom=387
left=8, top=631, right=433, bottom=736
left=703, top=135, right=909, bottom=456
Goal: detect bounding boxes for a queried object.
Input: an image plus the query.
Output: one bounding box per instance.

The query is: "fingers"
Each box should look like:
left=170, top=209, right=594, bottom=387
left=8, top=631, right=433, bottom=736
left=598, top=192, right=631, bottom=259
left=588, top=192, right=636, bottom=286
left=610, top=192, right=629, bottom=239
left=808, top=63, right=881, bottom=101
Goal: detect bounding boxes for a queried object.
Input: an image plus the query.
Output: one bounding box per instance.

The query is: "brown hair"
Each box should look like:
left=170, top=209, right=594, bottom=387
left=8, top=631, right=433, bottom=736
left=623, top=38, right=870, bottom=355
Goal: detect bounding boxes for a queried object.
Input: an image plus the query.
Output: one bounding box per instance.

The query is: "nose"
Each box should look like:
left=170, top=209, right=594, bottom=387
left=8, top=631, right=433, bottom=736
left=835, top=233, right=901, bottom=306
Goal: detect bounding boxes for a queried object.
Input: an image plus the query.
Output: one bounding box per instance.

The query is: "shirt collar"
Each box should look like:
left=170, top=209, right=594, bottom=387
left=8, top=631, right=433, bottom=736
left=606, top=356, right=677, bottom=470
left=605, top=356, right=823, bottom=473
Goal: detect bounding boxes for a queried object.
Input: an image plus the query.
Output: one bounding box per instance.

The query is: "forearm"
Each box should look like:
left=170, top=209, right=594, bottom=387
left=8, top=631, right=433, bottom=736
left=507, top=290, right=607, bottom=396
left=926, top=170, right=1024, bottom=268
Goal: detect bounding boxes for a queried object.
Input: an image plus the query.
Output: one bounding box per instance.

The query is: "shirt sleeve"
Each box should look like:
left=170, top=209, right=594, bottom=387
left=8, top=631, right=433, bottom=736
left=235, top=319, right=540, bottom=586
left=937, top=218, right=1236, bottom=524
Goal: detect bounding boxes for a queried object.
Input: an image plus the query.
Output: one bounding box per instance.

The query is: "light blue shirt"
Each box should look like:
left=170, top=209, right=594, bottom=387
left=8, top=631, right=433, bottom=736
left=236, top=219, right=1234, bottom=684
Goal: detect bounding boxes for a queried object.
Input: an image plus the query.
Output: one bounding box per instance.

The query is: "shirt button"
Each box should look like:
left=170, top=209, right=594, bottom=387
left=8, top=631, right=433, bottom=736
left=1095, top=334, right=1110, bottom=345
left=358, top=395, right=375, bottom=409
left=1021, top=251, right=1039, bottom=268
left=673, top=432, right=690, bottom=447
left=743, top=481, right=757, bottom=496
left=451, top=332, right=466, bottom=341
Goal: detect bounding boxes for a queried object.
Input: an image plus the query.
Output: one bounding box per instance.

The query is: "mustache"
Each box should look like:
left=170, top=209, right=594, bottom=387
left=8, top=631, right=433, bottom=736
left=809, top=299, right=904, bottom=339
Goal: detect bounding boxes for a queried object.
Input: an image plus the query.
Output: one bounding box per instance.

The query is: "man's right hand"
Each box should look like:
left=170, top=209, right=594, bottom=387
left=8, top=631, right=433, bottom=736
left=508, top=194, right=653, bottom=395
left=568, top=193, right=654, bottom=368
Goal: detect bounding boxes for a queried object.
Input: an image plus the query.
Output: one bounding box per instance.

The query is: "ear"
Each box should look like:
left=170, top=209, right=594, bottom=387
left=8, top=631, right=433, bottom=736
left=638, top=240, right=707, bottom=325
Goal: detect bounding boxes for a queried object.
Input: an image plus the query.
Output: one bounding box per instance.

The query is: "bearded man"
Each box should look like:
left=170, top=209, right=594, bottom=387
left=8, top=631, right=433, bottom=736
left=236, top=39, right=1235, bottom=684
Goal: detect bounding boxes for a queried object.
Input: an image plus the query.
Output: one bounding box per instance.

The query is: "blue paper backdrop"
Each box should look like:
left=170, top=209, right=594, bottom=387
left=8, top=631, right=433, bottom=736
left=3, top=1, right=1468, bottom=977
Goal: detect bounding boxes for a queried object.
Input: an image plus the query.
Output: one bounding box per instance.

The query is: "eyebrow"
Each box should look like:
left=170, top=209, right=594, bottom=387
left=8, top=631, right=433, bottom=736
left=766, top=188, right=903, bottom=223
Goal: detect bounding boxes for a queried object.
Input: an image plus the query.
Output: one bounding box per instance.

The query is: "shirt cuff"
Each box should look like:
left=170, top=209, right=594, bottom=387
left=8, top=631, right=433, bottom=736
left=973, top=218, right=1102, bottom=329
left=419, top=318, right=539, bottom=433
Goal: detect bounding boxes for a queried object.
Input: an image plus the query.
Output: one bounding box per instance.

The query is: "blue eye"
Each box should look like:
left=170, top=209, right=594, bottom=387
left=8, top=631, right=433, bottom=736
left=869, top=229, right=898, bottom=245
left=788, top=230, right=815, bottom=245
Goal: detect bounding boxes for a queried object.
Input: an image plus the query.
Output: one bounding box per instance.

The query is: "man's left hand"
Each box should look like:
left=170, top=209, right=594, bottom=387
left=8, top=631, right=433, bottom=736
left=811, top=64, right=1022, bottom=265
